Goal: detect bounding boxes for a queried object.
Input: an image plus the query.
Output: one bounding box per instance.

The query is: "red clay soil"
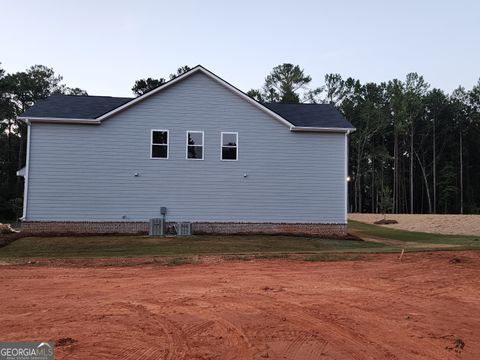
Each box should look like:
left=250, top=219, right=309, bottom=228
left=1, top=251, right=479, bottom=359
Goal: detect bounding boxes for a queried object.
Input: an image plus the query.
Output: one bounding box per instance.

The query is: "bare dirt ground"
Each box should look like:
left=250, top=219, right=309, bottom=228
left=349, top=213, right=480, bottom=236
left=1, top=252, right=479, bottom=360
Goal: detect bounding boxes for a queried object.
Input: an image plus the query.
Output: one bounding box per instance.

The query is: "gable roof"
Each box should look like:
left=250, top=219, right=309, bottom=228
left=263, top=103, right=354, bottom=130
left=20, top=94, right=132, bottom=119
left=18, top=65, right=354, bottom=132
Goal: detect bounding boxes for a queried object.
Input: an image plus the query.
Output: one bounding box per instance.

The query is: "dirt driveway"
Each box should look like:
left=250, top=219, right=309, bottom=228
left=1, top=252, right=479, bottom=359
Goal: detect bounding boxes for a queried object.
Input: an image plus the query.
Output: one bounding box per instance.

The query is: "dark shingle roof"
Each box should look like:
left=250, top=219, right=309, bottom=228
left=262, top=103, right=354, bottom=129
left=19, top=94, right=354, bottom=129
left=19, top=94, right=132, bottom=119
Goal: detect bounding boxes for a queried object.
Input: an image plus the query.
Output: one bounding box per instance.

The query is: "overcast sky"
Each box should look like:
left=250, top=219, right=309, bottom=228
left=1, top=0, right=479, bottom=97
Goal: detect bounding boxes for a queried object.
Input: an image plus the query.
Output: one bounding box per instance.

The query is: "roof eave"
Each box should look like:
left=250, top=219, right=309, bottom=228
left=17, top=117, right=101, bottom=125
left=290, top=126, right=356, bottom=133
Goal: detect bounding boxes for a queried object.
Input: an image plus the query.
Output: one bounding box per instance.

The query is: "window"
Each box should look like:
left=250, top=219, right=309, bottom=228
left=151, top=130, right=169, bottom=159
left=186, top=131, right=204, bottom=160
left=221, top=132, right=238, bottom=161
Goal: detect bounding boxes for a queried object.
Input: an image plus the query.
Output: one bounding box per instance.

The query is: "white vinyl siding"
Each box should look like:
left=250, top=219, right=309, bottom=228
left=26, top=72, right=346, bottom=223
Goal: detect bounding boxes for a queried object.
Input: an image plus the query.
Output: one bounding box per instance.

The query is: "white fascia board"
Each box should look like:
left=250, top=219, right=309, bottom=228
left=290, top=126, right=356, bottom=133
left=18, top=117, right=100, bottom=124
left=96, top=65, right=295, bottom=128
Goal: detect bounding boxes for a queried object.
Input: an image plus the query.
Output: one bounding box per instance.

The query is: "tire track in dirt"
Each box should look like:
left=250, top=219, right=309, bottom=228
left=183, top=319, right=215, bottom=336
left=3, top=252, right=479, bottom=359
left=174, top=309, right=252, bottom=359
left=123, top=300, right=253, bottom=359
left=121, top=343, right=166, bottom=360
left=111, top=301, right=188, bottom=360
left=283, top=333, right=323, bottom=359
left=255, top=294, right=391, bottom=359
left=271, top=295, right=457, bottom=360
left=212, top=317, right=252, bottom=359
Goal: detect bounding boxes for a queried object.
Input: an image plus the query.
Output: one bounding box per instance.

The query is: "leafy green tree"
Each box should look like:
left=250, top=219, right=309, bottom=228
left=404, top=73, right=429, bottom=213
left=53, top=85, right=88, bottom=95
left=386, top=79, right=407, bottom=212
left=303, top=87, right=324, bottom=104
left=264, top=64, right=311, bottom=103
left=246, top=89, right=264, bottom=102
left=132, top=65, right=191, bottom=96
left=324, top=73, right=345, bottom=105
left=379, top=186, right=393, bottom=217
left=169, top=65, right=191, bottom=80
left=423, top=88, right=448, bottom=212
left=248, top=64, right=312, bottom=103
left=132, top=78, right=166, bottom=96
left=4, top=65, right=63, bottom=113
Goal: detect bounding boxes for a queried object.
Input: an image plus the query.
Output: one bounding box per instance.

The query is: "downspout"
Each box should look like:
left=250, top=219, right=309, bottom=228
left=21, top=120, right=31, bottom=220
left=344, top=130, right=350, bottom=224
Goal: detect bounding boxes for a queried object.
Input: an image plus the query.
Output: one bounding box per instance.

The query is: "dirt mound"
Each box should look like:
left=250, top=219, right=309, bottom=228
left=0, top=223, right=17, bottom=234
left=373, top=218, right=399, bottom=225
left=449, top=257, right=462, bottom=264
left=56, top=337, right=77, bottom=347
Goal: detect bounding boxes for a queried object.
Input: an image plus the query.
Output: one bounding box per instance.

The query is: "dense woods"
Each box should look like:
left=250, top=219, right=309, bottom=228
left=336, top=74, right=479, bottom=215
left=1, top=62, right=479, bottom=220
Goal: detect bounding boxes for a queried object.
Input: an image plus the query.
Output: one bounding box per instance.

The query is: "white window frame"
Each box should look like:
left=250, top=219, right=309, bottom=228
left=186, top=131, right=205, bottom=160
left=150, top=129, right=169, bottom=159
left=220, top=132, right=238, bottom=161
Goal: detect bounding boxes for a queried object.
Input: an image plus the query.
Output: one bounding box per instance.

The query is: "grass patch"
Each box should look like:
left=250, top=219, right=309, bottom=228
left=165, top=257, right=195, bottom=266
left=1, top=220, right=477, bottom=260
left=0, top=234, right=385, bottom=259
left=222, top=255, right=251, bottom=261
left=349, top=220, right=480, bottom=249
left=303, top=254, right=363, bottom=262
left=254, top=253, right=290, bottom=260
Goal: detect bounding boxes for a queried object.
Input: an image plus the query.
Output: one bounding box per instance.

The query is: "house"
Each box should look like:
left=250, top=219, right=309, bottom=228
left=17, top=65, right=355, bottom=236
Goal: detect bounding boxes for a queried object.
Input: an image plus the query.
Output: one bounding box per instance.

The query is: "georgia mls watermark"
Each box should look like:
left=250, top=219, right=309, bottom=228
left=0, top=342, right=54, bottom=360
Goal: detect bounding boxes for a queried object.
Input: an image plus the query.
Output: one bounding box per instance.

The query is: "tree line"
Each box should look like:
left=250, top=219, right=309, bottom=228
left=1, top=62, right=479, bottom=220
left=247, top=64, right=480, bottom=215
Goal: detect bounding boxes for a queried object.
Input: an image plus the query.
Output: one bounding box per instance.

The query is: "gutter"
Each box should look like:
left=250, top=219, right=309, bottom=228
left=290, top=126, right=356, bottom=133
left=18, top=117, right=356, bottom=133
left=21, top=123, right=31, bottom=220
left=17, top=117, right=101, bottom=125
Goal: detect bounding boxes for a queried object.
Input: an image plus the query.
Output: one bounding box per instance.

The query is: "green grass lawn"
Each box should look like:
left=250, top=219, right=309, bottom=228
left=0, top=234, right=384, bottom=259
left=349, top=220, right=480, bottom=248
left=0, top=221, right=478, bottom=259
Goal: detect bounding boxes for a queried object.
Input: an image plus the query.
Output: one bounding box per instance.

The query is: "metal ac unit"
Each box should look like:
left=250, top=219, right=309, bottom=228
left=149, top=218, right=164, bottom=236
left=175, top=222, right=192, bottom=236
